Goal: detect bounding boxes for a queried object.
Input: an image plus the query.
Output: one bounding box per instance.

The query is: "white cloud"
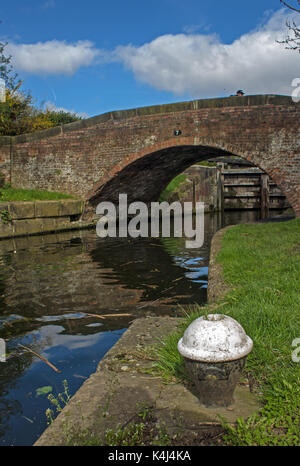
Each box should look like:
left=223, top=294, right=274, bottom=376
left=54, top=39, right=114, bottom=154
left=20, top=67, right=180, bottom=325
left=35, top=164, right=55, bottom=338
left=183, top=21, right=211, bottom=34
left=5, top=8, right=300, bottom=98
left=7, top=40, right=99, bottom=76
left=114, top=9, right=300, bottom=97
left=43, top=0, right=55, bottom=8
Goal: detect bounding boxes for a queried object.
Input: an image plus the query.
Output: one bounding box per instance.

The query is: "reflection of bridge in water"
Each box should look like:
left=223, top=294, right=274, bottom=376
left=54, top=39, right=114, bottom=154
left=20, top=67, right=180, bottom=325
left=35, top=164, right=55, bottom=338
left=0, top=220, right=213, bottom=339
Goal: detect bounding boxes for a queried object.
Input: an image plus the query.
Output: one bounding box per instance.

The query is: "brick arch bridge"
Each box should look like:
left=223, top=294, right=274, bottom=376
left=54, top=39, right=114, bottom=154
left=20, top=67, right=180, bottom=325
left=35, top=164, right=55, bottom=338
left=0, top=94, right=299, bottom=217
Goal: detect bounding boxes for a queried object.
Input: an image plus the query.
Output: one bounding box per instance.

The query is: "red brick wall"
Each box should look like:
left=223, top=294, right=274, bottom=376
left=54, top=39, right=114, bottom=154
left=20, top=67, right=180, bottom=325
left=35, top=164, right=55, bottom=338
left=0, top=138, right=11, bottom=185
left=0, top=95, right=299, bottom=216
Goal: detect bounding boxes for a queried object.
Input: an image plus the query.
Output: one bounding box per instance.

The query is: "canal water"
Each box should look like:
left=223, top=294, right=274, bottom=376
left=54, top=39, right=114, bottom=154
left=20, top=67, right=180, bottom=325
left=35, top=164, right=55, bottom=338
left=0, top=209, right=289, bottom=445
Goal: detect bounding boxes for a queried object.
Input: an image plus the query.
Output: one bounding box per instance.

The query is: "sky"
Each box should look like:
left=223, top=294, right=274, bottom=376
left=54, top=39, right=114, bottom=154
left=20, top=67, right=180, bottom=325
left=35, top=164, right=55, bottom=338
left=1, top=0, right=300, bottom=118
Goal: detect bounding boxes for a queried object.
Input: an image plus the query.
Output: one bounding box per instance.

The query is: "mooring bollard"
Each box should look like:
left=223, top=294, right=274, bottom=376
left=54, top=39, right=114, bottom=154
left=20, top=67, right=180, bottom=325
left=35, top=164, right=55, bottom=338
left=178, top=314, right=253, bottom=407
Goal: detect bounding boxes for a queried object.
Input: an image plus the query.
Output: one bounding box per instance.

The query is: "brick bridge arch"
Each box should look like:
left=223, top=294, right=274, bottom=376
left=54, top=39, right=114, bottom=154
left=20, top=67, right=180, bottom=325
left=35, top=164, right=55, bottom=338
left=88, top=142, right=236, bottom=207
left=0, top=94, right=299, bottom=217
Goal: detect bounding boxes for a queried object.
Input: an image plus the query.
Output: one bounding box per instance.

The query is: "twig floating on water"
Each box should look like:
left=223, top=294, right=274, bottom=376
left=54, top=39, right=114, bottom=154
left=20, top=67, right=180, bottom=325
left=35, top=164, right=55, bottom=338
left=18, top=344, right=61, bottom=373
left=86, top=313, right=132, bottom=319
left=160, top=285, right=174, bottom=294
left=119, top=260, right=143, bottom=267
left=137, top=298, right=161, bottom=309
left=137, top=297, right=173, bottom=309
left=119, top=261, right=134, bottom=267
left=22, top=416, right=34, bottom=424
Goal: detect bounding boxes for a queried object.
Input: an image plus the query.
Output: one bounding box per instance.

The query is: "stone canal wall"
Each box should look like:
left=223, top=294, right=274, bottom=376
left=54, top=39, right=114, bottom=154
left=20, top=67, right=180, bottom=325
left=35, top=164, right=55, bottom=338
left=0, top=137, right=11, bottom=186
left=178, top=165, right=222, bottom=213
left=0, top=199, right=92, bottom=239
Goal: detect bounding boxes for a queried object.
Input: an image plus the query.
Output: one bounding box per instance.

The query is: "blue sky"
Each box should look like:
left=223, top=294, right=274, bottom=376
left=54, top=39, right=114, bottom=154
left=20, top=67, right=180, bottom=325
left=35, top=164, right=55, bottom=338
left=1, top=0, right=300, bottom=117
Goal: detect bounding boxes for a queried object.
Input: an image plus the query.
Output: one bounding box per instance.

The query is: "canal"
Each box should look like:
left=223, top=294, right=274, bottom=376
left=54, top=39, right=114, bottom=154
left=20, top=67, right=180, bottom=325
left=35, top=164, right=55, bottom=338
left=0, top=209, right=290, bottom=445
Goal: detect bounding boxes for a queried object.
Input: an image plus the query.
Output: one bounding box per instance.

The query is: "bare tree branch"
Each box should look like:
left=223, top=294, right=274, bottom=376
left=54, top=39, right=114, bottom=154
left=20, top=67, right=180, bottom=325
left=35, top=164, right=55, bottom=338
left=277, top=1, right=300, bottom=52
left=280, top=0, right=300, bottom=13
left=277, top=19, right=300, bottom=51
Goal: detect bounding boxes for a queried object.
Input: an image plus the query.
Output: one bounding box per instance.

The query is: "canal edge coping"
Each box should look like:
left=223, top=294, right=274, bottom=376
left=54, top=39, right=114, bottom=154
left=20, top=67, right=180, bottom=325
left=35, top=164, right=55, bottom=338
left=0, top=199, right=96, bottom=239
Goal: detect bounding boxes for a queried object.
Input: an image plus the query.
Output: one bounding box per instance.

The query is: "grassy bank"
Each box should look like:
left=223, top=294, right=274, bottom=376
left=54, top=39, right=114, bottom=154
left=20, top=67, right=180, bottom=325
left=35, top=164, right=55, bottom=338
left=154, top=218, right=300, bottom=446
left=0, top=185, right=74, bottom=201
left=158, top=174, right=187, bottom=202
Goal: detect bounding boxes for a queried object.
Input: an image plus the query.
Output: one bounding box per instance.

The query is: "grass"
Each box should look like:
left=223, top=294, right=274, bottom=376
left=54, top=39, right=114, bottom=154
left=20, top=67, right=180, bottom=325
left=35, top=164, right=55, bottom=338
left=45, top=383, right=171, bottom=446
left=196, top=161, right=217, bottom=167
left=0, top=185, right=74, bottom=202
left=159, top=174, right=187, bottom=202
left=153, top=218, right=300, bottom=446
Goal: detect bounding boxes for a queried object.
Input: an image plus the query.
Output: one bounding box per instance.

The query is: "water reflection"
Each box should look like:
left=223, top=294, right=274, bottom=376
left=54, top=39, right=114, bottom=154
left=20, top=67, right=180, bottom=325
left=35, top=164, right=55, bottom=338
left=0, top=209, right=290, bottom=445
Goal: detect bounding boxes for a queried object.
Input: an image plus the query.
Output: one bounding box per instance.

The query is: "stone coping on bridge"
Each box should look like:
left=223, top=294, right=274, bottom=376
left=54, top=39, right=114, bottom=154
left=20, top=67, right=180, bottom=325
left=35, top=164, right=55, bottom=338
left=0, top=94, right=295, bottom=145
left=0, top=199, right=95, bottom=239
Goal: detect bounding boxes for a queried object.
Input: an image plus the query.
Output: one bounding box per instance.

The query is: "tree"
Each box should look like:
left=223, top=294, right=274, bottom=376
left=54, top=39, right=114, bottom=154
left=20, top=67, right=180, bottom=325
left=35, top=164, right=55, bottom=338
left=0, top=85, right=53, bottom=135
left=279, top=0, right=300, bottom=52
left=0, top=22, right=50, bottom=134
left=45, top=110, right=82, bottom=126
left=0, top=22, right=20, bottom=90
left=0, top=90, right=82, bottom=136
left=0, top=21, right=82, bottom=135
